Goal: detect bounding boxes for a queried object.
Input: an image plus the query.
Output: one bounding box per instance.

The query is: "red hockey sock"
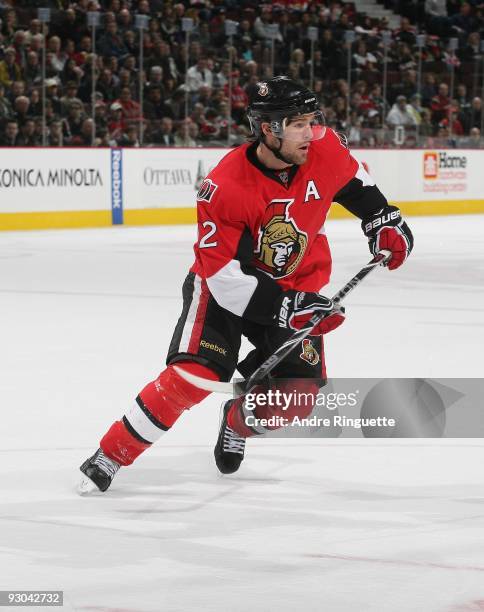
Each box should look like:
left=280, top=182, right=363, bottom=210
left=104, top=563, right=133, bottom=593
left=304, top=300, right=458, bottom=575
left=138, top=362, right=218, bottom=428
left=227, top=398, right=255, bottom=437
left=226, top=379, right=321, bottom=438
left=101, top=362, right=218, bottom=465
left=101, top=419, right=150, bottom=466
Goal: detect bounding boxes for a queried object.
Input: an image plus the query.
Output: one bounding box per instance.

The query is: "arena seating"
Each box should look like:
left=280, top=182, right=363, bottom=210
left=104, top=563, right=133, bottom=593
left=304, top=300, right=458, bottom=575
left=0, top=0, right=481, bottom=148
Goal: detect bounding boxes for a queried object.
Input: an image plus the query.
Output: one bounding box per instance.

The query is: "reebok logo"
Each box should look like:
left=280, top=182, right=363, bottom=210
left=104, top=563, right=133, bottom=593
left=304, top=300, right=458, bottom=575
left=200, top=340, right=227, bottom=355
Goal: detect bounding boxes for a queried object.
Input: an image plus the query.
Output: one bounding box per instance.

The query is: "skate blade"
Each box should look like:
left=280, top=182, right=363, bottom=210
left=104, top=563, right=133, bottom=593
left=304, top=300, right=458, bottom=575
left=77, top=475, right=102, bottom=496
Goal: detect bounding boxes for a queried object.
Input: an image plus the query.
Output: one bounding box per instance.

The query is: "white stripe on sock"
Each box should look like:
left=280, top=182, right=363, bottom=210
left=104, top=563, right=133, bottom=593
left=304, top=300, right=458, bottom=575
left=124, top=402, right=166, bottom=444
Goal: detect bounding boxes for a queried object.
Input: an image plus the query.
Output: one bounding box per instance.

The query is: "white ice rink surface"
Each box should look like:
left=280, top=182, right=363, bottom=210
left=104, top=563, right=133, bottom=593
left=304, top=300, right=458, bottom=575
left=1, top=215, right=484, bottom=612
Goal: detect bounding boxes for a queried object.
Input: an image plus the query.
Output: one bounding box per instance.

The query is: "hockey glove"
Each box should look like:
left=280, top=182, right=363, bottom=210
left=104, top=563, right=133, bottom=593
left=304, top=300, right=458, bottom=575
left=362, top=205, right=414, bottom=270
left=275, top=291, right=345, bottom=336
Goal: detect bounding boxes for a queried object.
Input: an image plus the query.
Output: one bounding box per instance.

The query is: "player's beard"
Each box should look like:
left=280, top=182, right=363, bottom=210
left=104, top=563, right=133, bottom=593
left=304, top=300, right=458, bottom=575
left=262, top=136, right=309, bottom=166
left=279, top=143, right=309, bottom=165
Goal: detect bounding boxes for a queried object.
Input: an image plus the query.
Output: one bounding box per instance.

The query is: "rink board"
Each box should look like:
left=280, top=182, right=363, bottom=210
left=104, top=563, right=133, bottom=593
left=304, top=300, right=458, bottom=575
left=0, top=147, right=483, bottom=230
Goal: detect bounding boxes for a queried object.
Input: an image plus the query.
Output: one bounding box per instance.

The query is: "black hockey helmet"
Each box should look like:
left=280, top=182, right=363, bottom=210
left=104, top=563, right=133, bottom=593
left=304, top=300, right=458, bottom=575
left=247, top=76, right=325, bottom=141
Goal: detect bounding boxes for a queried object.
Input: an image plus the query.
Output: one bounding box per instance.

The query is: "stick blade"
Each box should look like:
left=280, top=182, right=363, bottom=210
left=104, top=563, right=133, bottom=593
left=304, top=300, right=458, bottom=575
left=173, top=366, right=234, bottom=394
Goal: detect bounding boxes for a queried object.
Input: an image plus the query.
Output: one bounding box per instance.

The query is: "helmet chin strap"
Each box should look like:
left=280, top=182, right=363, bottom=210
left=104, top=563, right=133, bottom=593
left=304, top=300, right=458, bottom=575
left=261, top=134, right=294, bottom=166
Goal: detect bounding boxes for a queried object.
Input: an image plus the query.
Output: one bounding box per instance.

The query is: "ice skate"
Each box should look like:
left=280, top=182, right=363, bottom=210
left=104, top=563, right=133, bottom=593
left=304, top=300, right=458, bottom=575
left=78, top=448, right=120, bottom=495
left=214, top=401, right=246, bottom=474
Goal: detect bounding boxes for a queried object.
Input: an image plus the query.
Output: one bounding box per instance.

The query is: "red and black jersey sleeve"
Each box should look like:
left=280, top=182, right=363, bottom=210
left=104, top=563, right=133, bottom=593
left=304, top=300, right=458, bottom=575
left=325, top=130, right=388, bottom=218
left=195, top=177, right=282, bottom=325
left=335, top=177, right=388, bottom=219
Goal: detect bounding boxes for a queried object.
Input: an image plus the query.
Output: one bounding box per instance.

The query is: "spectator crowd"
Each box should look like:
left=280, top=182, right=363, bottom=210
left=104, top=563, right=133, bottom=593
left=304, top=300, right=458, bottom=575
left=0, top=0, right=483, bottom=148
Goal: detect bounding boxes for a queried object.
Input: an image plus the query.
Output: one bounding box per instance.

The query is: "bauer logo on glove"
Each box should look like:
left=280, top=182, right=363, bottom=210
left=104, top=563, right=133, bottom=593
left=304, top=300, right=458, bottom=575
left=275, top=290, right=345, bottom=336
left=362, top=205, right=414, bottom=270
left=363, top=208, right=401, bottom=233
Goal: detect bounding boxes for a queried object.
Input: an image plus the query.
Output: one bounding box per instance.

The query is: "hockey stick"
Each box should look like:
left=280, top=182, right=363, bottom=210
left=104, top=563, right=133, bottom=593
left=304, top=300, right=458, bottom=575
left=174, top=249, right=391, bottom=396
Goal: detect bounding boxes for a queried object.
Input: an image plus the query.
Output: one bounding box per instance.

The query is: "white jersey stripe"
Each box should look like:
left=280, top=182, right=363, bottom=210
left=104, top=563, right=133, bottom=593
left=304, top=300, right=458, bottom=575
left=206, top=259, right=258, bottom=317
left=179, top=274, right=202, bottom=353
left=355, top=160, right=376, bottom=186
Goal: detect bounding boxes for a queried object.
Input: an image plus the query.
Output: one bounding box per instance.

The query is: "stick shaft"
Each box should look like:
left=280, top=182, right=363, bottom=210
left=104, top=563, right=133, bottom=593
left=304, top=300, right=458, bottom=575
left=234, top=250, right=391, bottom=396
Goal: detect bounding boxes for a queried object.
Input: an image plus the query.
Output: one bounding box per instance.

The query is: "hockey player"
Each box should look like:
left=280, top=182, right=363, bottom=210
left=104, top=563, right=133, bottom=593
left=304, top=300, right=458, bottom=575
left=79, top=76, right=413, bottom=494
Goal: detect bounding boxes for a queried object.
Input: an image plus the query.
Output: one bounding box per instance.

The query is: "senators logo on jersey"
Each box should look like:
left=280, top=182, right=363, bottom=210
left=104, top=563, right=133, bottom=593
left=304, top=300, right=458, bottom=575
left=255, top=200, right=308, bottom=278
left=300, top=339, right=320, bottom=365
left=197, top=179, right=218, bottom=203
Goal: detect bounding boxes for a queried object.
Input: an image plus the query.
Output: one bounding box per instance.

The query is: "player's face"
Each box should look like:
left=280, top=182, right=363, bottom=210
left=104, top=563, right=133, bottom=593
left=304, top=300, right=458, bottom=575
left=279, top=133, right=311, bottom=164
left=277, top=120, right=313, bottom=164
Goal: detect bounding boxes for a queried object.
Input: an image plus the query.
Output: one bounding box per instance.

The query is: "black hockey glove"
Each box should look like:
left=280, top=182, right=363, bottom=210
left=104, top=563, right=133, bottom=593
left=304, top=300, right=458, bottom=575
left=275, top=291, right=345, bottom=336
left=361, top=205, right=414, bottom=270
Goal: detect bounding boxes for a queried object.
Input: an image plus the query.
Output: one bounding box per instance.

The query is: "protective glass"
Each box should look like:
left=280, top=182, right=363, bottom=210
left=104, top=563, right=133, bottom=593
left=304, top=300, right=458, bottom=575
left=270, top=110, right=326, bottom=142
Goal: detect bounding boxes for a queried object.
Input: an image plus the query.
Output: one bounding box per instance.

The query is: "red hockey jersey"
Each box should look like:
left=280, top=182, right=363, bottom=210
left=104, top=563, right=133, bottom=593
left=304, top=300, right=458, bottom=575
left=190, top=128, right=384, bottom=325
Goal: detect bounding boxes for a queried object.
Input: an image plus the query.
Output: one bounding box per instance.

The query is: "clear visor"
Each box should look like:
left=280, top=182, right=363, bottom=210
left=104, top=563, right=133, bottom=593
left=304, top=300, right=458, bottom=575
left=270, top=110, right=326, bottom=142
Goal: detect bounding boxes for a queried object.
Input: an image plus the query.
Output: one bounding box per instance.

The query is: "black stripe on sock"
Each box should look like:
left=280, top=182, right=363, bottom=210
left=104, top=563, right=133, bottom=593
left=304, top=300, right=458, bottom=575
left=122, top=415, right=152, bottom=445
left=135, top=395, right=171, bottom=431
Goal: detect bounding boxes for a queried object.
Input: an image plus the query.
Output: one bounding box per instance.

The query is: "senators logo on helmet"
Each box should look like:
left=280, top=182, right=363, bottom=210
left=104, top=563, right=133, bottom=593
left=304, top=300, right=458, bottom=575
left=255, top=200, right=308, bottom=278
